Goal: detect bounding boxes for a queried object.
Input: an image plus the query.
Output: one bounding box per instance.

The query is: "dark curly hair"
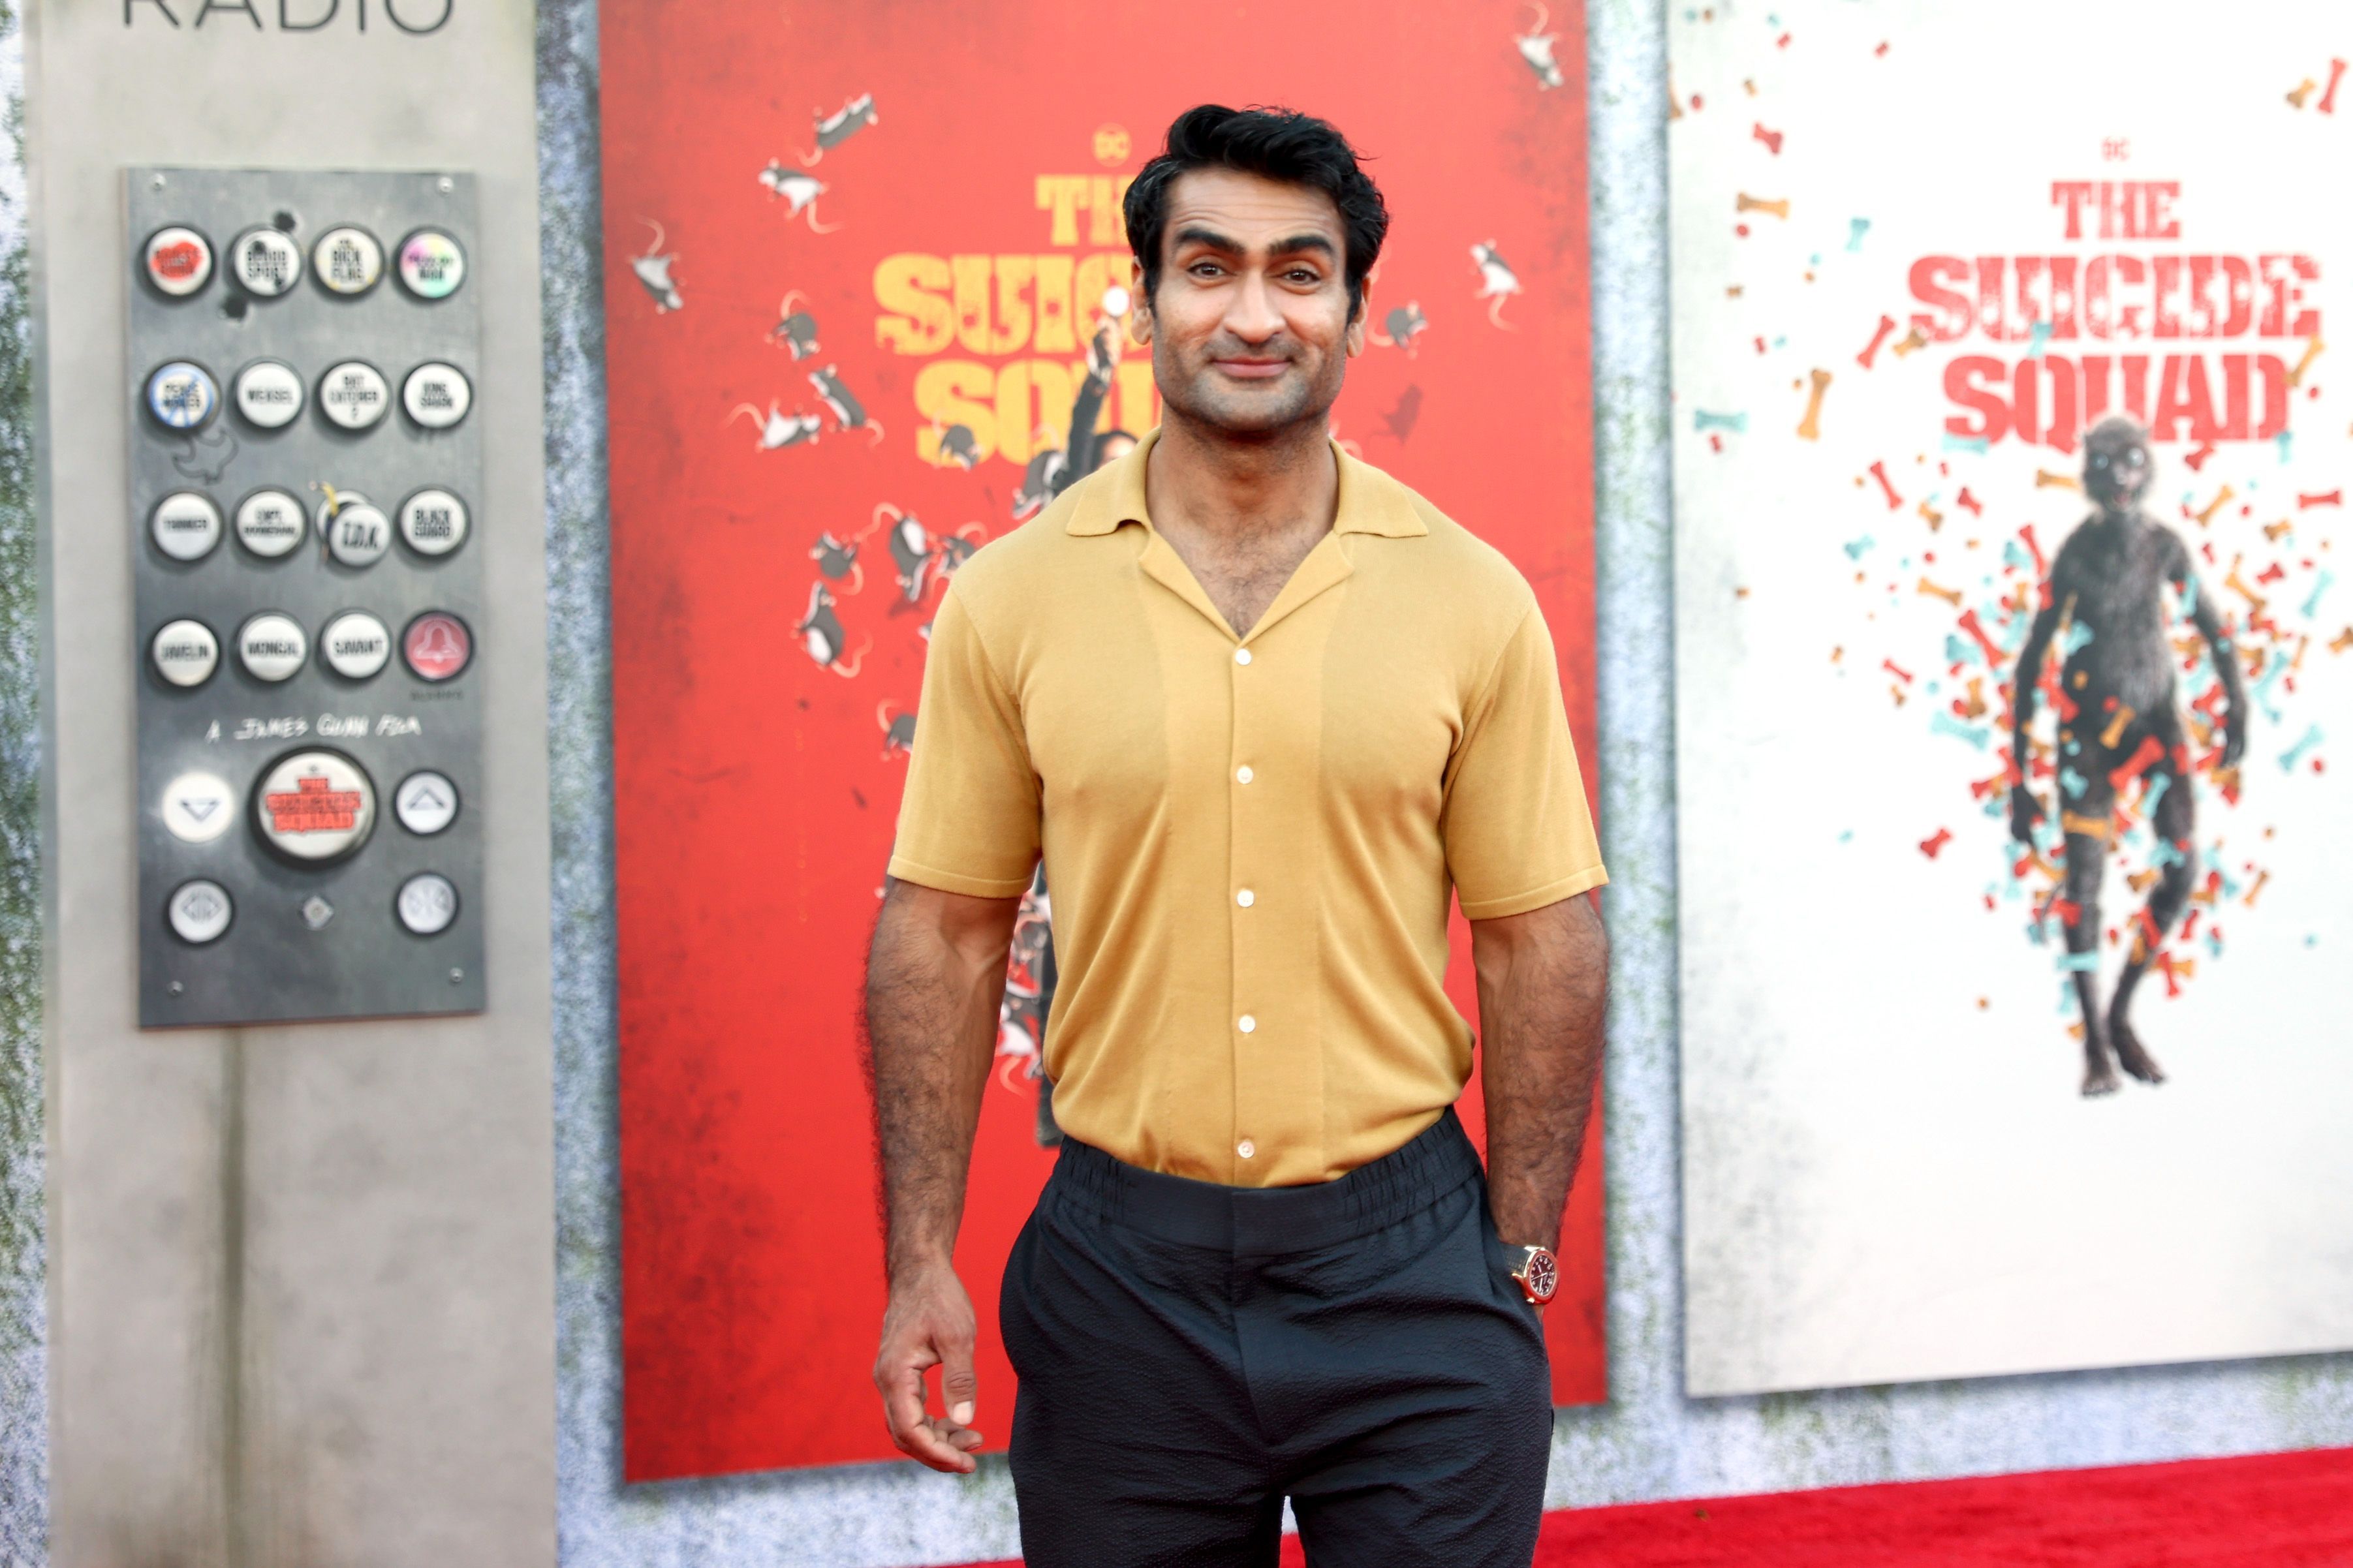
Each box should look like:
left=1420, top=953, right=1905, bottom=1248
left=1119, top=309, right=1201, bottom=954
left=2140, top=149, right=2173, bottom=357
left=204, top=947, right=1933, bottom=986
left=1122, top=104, right=1389, bottom=325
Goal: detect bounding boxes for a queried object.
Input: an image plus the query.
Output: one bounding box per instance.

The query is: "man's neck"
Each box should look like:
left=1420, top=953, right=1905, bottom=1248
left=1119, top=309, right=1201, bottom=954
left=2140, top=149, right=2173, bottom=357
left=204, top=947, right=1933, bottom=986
left=1145, top=408, right=1340, bottom=547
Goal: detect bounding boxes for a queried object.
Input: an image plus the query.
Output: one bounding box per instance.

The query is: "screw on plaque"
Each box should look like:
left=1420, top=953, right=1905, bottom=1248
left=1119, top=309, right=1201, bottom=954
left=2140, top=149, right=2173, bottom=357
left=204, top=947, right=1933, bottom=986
left=301, top=895, right=335, bottom=930
left=167, top=981, right=184, bottom=996
left=448, top=967, right=464, bottom=983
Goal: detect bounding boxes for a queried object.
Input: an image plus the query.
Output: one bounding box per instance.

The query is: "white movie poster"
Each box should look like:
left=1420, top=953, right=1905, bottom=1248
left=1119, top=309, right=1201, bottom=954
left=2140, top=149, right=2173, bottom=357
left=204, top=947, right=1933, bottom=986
left=1673, top=2, right=2353, bottom=1395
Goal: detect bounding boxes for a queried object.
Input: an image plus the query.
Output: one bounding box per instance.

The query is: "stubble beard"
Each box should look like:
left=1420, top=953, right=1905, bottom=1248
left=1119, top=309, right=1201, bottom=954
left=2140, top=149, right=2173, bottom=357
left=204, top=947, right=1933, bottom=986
left=1151, top=331, right=1346, bottom=446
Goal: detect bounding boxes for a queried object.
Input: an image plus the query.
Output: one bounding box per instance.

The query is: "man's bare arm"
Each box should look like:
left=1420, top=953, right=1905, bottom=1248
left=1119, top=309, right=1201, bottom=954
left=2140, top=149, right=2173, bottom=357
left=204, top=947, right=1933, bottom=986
left=1471, top=891, right=1609, bottom=1255
left=864, top=876, right=1021, bottom=1472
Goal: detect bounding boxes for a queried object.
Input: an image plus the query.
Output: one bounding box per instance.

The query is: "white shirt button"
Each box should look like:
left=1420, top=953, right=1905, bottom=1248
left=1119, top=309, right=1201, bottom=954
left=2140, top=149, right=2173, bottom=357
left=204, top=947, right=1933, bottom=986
left=1236, top=889, right=1254, bottom=907
left=1237, top=1140, right=1256, bottom=1160
left=402, top=361, right=473, bottom=430
left=1236, top=765, right=1254, bottom=784
left=233, top=359, right=305, bottom=429
left=1234, top=647, right=1253, bottom=665
left=236, top=612, right=308, bottom=683
left=149, top=491, right=223, bottom=562
left=320, top=611, right=392, bottom=680
left=150, top=619, right=219, bottom=687
left=1238, top=1013, right=1256, bottom=1034
left=318, top=361, right=391, bottom=430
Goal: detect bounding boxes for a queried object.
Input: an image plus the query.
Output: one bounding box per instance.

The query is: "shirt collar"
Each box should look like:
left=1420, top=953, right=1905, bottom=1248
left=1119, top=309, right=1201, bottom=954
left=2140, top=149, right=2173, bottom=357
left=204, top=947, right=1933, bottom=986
left=1065, top=425, right=1429, bottom=539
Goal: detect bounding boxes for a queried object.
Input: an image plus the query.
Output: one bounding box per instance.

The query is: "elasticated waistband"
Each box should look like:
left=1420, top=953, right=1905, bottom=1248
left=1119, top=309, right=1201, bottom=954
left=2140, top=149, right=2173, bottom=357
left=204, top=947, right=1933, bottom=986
left=1044, top=1109, right=1484, bottom=1257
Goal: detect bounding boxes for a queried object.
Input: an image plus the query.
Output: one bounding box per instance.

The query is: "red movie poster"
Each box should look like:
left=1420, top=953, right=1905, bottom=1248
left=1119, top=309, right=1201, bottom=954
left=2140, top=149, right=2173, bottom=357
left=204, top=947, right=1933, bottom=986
left=601, top=0, right=1602, bottom=1478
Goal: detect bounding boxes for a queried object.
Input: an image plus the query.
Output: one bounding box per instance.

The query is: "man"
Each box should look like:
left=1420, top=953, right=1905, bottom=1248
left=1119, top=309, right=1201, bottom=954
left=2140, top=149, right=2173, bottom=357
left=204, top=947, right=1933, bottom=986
left=2008, top=416, right=2244, bottom=1096
left=865, top=104, right=1609, bottom=1565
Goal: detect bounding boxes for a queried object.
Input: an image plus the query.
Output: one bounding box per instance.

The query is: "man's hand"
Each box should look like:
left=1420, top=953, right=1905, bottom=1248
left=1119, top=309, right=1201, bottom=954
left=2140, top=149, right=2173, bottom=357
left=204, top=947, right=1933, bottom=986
left=874, top=1261, right=985, bottom=1473
left=2008, top=781, right=2045, bottom=846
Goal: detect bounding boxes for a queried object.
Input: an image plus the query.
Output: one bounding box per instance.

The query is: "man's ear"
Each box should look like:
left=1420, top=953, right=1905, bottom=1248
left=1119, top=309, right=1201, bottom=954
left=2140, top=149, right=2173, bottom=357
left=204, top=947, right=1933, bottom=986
left=1346, top=273, right=1373, bottom=358
left=1128, top=259, right=1153, bottom=346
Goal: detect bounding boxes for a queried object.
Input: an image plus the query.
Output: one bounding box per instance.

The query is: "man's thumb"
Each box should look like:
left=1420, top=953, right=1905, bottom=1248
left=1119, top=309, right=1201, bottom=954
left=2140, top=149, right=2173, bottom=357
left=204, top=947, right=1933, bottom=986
left=943, top=1350, right=978, bottom=1427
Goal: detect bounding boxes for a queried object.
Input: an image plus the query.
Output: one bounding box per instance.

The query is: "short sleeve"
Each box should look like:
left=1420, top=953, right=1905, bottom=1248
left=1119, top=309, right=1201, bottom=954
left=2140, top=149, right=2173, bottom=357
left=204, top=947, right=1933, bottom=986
left=1441, top=606, right=1609, bottom=919
left=886, top=587, right=1042, bottom=898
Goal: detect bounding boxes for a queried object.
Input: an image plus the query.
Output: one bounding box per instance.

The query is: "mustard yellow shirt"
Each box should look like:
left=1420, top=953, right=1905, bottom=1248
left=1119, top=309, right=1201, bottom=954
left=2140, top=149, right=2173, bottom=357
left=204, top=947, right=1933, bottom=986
left=888, top=431, right=1607, bottom=1186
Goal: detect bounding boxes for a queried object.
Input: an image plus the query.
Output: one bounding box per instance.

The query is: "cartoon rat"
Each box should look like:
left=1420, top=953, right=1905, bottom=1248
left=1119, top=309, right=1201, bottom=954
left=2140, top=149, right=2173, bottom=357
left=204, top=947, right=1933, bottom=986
left=811, top=364, right=884, bottom=445
left=1472, top=243, right=1521, bottom=329
left=770, top=290, right=820, bottom=358
left=631, top=219, right=682, bottom=312
left=728, top=401, right=822, bottom=452
left=759, top=164, right=839, bottom=232
left=802, top=93, right=878, bottom=166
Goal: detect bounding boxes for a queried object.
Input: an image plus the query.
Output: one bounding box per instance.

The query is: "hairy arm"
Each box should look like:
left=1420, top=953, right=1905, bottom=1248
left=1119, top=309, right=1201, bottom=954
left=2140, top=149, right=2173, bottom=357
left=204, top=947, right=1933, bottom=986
left=1471, top=891, right=1610, bottom=1255
left=2178, top=546, right=2248, bottom=767
left=864, top=877, right=1022, bottom=1471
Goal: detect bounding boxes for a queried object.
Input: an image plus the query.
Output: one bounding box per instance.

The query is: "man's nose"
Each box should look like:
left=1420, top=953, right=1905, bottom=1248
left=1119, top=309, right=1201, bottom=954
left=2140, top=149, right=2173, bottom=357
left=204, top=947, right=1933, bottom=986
left=1224, top=270, right=1285, bottom=344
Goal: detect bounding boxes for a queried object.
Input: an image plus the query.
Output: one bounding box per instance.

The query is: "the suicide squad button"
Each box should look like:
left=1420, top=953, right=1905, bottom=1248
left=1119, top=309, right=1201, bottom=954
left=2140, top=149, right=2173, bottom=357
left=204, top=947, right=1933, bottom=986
left=398, top=488, right=469, bottom=556
left=229, top=226, right=303, bottom=297
left=319, top=361, right=391, bottom=431
left=146, top=361, right=219, bottom=430
left=150, top=619, right=220, bottom=688
left=321, top=611, right=392, bottom=680
left=313, top=226, right=384, bottom=296
left=166, top=880, right=234, bottom=944
left=161, top=770, right=237, bottom=844
left=235, top=489, right=306, bottom=559
left=253, top=748, right=376, bottom=863
left=401, top=362, right=471, bottom=430
left=142, top=226, right=213, bottom=297
left=397, top=230, right=465, bottom=300
left=402, top=611, right=471, bottom=682
left=234, top=360, right=305, bottom=429
left=317, top=490, right=392, bottom=568
left=236, top=612, right=309, bottom=683
left=149, top=491, right=223, bottom=562
left=395, top=872, right=459, bottom=936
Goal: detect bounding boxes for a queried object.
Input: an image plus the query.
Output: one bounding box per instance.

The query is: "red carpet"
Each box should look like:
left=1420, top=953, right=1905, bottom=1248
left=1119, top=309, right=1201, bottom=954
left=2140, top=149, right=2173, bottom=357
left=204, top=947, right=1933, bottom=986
left=943, top=1447, right=2353, bottom=1566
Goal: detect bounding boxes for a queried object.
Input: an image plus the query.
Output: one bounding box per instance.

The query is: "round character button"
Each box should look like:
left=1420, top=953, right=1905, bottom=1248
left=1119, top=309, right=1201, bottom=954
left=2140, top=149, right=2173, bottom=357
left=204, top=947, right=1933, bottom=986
left=149, top=618, right=220, bottom=688
left=393, top=769, right=460, bottom=836
left=166, top=879, right=234, bottom=944
left=228, top=226, right=303, bottom=297
left=236, top=611, right=309, bottom=683
left=312, top=226, right=384, bottom=296
left=145, top=361, right=219, bottom=431
left=149, top=491, right=224, bottom=562
left=317, top=490, right=392, bottom=568
left=397, top=487, right=469, bottom=557
left=395, top=872, right=460, bottom=936
left=234, top=488, right=307, bottom=559
left=401, top=362, right=472, bottom=430
left=317, top=361, right=391, bottom=431
left=397, top=228, right=466, bottom=300
left=402, top=611, right=472, bottom=683
left=253, top=748, right=376, bottom=863
left=161, top=770, right=237, bottom=844
left=142, top=226, right=213, bottom=298
left=233, top=359, right=306, bottom=429
left=320, top=610, right=392, bottom=680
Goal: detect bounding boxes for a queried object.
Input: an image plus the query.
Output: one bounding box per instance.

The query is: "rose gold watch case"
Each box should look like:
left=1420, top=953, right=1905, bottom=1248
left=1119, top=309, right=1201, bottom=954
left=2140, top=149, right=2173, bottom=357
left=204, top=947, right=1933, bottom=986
left=1511, top=1244, right=1559, bottom=1306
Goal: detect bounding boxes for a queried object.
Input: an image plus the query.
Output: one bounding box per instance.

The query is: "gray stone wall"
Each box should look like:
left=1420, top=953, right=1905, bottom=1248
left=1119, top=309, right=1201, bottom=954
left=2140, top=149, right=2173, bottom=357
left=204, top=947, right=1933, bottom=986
left=0, top=3, right=2345, bottom=1567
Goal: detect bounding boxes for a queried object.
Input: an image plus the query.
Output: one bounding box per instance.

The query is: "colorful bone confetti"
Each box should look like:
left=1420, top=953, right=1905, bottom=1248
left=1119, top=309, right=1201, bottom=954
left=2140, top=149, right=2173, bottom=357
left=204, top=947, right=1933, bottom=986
left=1845, top=217, right=1869, bottom=251
left=1796, top=368, right=1831, bottom=440
left=2034, top=469, right=2079, bottom=490
left=1856, top=314, right=1896, bottom=369
left=1753, top=121, right=1784, bottom=155
left=1737, top=192, right=1791, bottom=219
left=2280, top=724, right=2324, bottom=772
left=1866, top=458, right=1900, bottom=508
left=2285, top=337, right=2325, bottom=388
left=1694, top=408, right=1749, bottom=433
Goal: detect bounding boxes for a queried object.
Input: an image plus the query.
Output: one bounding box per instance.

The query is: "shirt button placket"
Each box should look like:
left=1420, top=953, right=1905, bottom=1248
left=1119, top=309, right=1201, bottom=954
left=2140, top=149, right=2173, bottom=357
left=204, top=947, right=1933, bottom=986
left=1232, top=638, right=1258, bottom=1173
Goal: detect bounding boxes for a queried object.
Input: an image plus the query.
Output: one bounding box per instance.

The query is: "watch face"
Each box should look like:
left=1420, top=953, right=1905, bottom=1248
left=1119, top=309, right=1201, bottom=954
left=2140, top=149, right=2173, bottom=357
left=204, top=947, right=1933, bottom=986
left=1523, top=1247, right=1559, bottom=1304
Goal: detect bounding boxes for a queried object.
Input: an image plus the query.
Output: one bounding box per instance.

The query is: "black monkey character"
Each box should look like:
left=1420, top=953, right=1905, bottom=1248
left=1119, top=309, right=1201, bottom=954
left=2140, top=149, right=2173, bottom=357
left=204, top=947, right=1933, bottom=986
left=2008, top=416, right=2246, bottom=1096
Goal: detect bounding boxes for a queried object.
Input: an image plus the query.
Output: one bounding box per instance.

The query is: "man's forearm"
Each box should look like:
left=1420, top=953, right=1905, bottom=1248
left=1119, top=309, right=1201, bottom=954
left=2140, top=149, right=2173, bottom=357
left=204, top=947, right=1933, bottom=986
left=1472, top=894, right=1609, bottom=1249
left=864, top=881, right=1020, bottom=1278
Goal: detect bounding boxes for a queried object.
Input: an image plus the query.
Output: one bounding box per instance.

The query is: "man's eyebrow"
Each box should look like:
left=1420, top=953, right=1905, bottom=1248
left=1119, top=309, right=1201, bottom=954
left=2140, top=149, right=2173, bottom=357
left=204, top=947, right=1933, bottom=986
left=1171, top=225, right=1244, bottom=254
left=1168, top=227, right=1339, bottom=262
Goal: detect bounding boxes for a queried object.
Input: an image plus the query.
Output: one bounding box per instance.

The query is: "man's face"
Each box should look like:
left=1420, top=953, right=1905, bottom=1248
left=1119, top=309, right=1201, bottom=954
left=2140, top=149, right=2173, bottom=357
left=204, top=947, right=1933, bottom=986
left=1132, top=168, right=1365, bottom=438
left=2085, top=429, right=2152, bottom=512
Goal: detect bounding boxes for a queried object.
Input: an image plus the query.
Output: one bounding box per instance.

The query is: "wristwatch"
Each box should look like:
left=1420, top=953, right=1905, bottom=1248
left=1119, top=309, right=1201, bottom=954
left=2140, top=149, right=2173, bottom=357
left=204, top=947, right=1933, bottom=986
left=1508, top=1244, right=1558, bottom=1307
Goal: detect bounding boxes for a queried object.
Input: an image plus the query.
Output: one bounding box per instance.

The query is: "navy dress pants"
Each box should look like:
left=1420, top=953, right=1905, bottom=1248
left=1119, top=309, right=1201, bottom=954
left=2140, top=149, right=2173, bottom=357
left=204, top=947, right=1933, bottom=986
left=1000, top=1110, right=1551, bottom=1568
